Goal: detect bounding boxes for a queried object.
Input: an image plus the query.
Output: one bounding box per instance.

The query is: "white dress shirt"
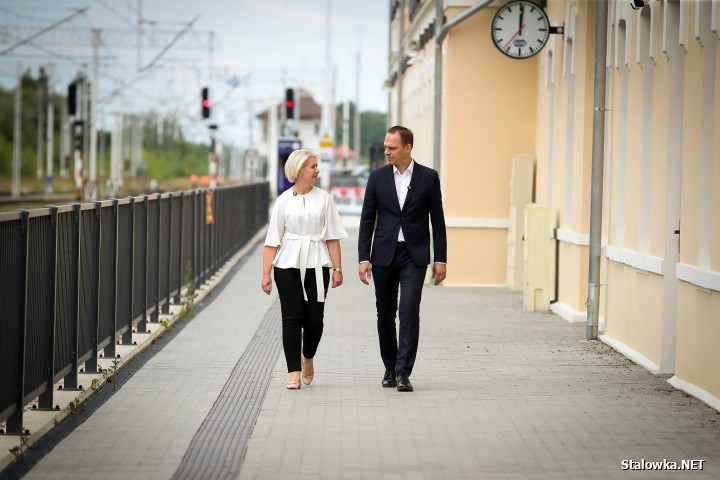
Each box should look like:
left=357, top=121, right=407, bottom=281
left=393, top=160, right=414, bottom=242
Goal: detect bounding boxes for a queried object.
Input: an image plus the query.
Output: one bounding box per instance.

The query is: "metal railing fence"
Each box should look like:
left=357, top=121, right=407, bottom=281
left=0, top=183, right=269, bottom=434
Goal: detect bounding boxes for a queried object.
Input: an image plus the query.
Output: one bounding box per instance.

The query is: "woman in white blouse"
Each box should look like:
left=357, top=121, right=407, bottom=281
left=261, top=149, right=348, bottom=389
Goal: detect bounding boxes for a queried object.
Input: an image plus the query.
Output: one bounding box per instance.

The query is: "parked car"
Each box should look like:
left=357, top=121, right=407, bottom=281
left=328, top=166, right=369, bottom=215
left=329, top=166, right=369, bottom=187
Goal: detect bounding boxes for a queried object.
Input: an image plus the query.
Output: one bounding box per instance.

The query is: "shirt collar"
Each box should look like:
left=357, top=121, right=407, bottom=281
left=393, top=159, right=415, bottom=176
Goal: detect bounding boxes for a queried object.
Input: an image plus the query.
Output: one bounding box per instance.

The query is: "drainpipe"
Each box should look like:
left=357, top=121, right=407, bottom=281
left=387, top=1, right=394, bottom=128
left=586, top=0, right=609, bottom=340
left=397, top=0, right=406, bottom=124
left=433, top=0, right=495, bottom=171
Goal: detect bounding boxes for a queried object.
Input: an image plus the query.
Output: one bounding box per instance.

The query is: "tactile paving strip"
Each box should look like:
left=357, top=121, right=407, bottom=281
left=172, top=298, right=282, bottom=480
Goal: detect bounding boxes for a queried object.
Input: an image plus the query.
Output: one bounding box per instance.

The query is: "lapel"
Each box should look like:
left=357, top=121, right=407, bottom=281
left=382, top=165, right=402, bottom=213
left=401, top=161, right=423, bottom=214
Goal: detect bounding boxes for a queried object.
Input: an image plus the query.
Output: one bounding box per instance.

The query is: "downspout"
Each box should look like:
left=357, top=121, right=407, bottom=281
left=387, top=1, right=394, bottom=128
left=397, top=0, right=406, bottom=124
left=433, top=0, right=495, bottom=171
left=586, top=0, right=609, bottom=340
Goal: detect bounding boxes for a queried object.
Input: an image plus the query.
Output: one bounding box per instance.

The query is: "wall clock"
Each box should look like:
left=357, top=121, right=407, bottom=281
left=491, top=0, right=551, bottom=59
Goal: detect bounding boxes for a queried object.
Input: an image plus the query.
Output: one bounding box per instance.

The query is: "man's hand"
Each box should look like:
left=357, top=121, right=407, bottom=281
left=358, top=262, right=373, bottom=285
left=432, top=263, right=447, bottom=286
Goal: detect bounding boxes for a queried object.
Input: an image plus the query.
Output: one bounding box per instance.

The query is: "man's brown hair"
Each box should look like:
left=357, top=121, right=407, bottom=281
left=387, top=125, right=413, bottom=147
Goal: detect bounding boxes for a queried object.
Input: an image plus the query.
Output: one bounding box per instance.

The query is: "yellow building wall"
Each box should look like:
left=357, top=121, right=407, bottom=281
left=441, top=7, right=538, bottom=285
left=600, top=2, right=667, bottom=363
left=675, top=283, right=720, bottom=400
left=448, top=229, right=507, bottom=285
left=530, top=1, right=599, bottom=318
left=671, top=0, right=720, bottom=405
left=604, top=262, right=665, bottom=366
left=534, top=52, right=551, bottom=206
left=599, top=0, right=719, bottom=403
left=679, top=2, right=702, bottom=267
left=649, top=16, right=670, bottom=260
left=552, top=1, right=596, bottom=315
left=558, top=242, right=589, bottom=313
left=402, top=41, right=436, bottom=168
left=393, top=0, right=720, bottom=406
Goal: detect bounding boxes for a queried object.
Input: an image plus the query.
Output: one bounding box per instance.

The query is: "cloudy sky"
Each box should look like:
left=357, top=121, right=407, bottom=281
left=0, top=0, right=390, bottom=146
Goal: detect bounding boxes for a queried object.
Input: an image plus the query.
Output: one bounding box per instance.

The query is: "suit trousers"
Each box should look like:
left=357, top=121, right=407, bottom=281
left=274, top=267, right=330, bottom=372
left=371, top=245, right=426, bottom=376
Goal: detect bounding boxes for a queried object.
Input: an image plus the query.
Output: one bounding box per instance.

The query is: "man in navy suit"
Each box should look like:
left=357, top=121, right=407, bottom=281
left=358, top=125, right=447, bottom=392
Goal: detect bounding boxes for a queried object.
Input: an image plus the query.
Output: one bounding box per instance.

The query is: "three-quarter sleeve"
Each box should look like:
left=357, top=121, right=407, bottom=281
left=323, top=194, right=348, bottom=241
left=264, top=195, right=285, bottom=247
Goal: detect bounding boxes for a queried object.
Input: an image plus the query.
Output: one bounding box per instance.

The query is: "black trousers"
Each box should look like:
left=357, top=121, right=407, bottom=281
left=274, top=267, right=330, bottom=372
left=371, top=245, right=426, bottom=376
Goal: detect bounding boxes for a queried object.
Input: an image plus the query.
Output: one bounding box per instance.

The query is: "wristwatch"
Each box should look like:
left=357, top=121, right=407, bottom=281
left=333, top=266, right=342, bottom=272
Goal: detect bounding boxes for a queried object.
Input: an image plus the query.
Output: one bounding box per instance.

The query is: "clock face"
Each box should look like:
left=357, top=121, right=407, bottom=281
left=491, top=0, right=550, bottom=59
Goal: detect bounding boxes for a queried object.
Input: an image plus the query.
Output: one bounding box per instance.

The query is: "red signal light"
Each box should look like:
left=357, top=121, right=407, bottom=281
left=201, top=87, right=210, bottom=119
left=284, top=88, right=295, bottom=119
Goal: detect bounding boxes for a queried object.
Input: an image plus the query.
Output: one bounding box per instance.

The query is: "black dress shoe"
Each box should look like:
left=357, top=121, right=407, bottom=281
left=382, top=369, right=397, bottom=387
left=396, top=373, right=413, bottom=392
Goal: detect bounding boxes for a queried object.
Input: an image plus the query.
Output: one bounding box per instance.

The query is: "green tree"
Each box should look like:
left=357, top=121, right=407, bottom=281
left=0, top=68, right=63, bottom=177
left=0, top=72, right=213, bottom=187
left=140, top=113, right=209, bottom=179
left=333, top=102, right=387, bottom=162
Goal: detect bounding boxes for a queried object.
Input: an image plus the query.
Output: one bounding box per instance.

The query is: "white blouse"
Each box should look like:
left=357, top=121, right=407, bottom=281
left=264, top=187, right=348, bottom=302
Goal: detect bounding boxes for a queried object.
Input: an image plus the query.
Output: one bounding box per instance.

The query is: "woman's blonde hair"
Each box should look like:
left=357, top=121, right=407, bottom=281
left=284, top=149, right=317, bottom=182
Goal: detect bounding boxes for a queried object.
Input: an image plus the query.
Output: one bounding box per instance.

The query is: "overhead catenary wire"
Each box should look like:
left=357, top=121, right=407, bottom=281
left=0, top=7, right=89, bottom=57
left=0, top=6, right=68, bottom=23
left=0, top=29, right=86, bottom=64
left=0, top=6, right=327, bottom=147
left=0, top=29, right=165, bottom=107
left=137, top=15, right=199, bottom=73
left=94, top=0, right=135, bottom=27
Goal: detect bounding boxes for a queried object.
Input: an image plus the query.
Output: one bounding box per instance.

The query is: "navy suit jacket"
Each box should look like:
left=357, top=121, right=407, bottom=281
left=358, top=162, right=447, bottom=268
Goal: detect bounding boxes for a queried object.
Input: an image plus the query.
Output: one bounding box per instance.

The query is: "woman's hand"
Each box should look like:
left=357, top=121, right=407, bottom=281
left=332, top=270, right=343, bottom=288
left=261, top=273, right=273, bottom=295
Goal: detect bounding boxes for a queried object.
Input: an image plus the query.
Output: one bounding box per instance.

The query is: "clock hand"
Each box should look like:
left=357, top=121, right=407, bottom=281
left=502, top=24, right=526, bottom=50
left=519, top=5, right=524, bottom=37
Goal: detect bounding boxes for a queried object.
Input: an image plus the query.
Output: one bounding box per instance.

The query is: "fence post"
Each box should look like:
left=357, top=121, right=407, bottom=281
left=6, top=210, right=30, bottom=434
left=136, top=195, right=149, bottom=334
left=197, top=190, right=204, bottom=288
left=162, top=194, right=172, bottom=315
left=122, top=197, right=135, bottom=345
left=193, top=191, right=199, bottom=290
left=174, top=194, right=183, bottom=306
left=104, top=199, right=118, bottom=360
left=63, top=203, right=82, bottom=390
left=37, top=207, right=59, bottom=410
left=210, top=190, right=214, bottom=275
left=150, top=194, right=161, bottom=323
left=85, top=201, right=102, bottom=374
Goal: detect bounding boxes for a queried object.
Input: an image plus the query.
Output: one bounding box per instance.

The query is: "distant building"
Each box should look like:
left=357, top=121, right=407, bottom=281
left=255, top=90, right=323, bottom=164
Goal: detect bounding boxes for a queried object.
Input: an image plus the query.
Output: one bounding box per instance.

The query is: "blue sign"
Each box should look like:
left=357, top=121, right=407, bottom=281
left=278, top=138, right=302, bottom=195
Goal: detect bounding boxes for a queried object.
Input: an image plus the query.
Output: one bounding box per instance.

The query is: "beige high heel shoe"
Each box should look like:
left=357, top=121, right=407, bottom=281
left=301, top=355, right=314, bottom=385
left=286, top=372, right=302, bottom=390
